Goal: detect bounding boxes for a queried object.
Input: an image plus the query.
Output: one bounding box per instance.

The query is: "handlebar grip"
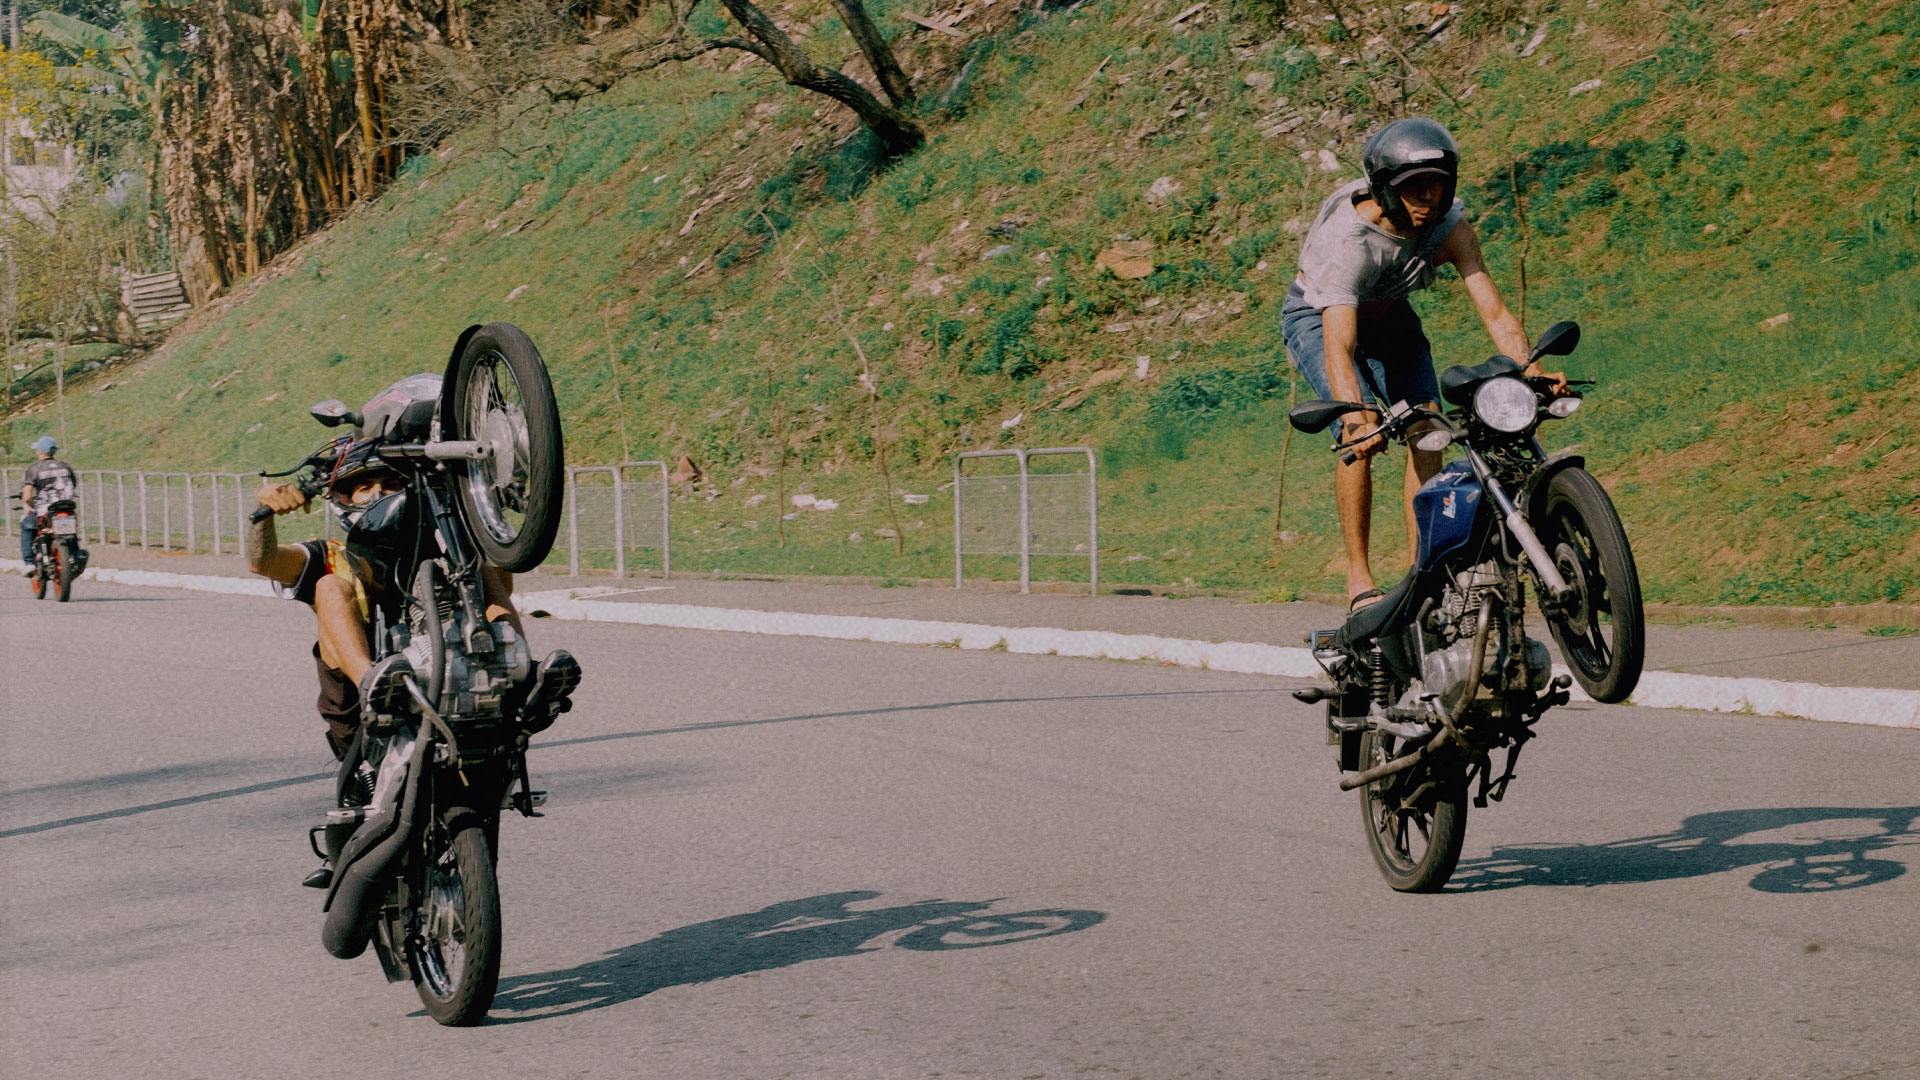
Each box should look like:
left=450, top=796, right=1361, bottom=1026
left=250, top=504, right=276, bottom=523
left=1340, top=450, right=1359, bottom=466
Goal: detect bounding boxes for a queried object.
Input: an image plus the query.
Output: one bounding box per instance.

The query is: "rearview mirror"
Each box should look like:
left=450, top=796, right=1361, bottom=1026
left=311, top=400, right=362, bottom=428
left=1289, top=399, right=1363, bottom=434
left=1529, top=321, right=1580, bottom=361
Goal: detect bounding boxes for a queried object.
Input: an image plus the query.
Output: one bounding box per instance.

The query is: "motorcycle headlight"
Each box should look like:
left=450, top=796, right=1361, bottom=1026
left=1472, top=376, right=1538, bottom=434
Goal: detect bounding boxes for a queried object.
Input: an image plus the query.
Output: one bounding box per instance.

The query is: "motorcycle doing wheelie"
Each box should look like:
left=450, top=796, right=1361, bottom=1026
left=12, top=495, right=88, bottom=602
left=256, top=323, right=576, bottom=1024
left=1289, top=321, right=1644, bottom=892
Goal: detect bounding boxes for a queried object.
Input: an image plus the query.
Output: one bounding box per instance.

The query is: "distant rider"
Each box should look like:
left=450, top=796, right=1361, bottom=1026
left=1281, top=117, right=1565, bottom=613
left=19, top=435, right=80, bottom=564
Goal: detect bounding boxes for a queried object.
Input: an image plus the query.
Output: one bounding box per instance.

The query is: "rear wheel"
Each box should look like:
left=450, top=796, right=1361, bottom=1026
left=409, top=815, right=502, bottom=1026
left=54, top=541, right=73, bottom=602
left=444, top=324, right=564, bottom=573
left=1539, top=468, right=1643, bottom=703
left=1358, top=731, right=1468, bottom=892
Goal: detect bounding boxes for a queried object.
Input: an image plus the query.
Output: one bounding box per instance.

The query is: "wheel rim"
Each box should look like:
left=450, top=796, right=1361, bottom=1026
left=460, top=348, right=534, bottom=547
left=1547, top=507, right=1616, bottom=681
left=1364, top=735, right=1436, bottom=875
left=413, top=841, right=472, bottom=1002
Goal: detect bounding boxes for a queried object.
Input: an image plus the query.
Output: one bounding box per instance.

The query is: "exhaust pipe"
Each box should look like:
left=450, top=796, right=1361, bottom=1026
left=321, top=733, right=429, bottom=960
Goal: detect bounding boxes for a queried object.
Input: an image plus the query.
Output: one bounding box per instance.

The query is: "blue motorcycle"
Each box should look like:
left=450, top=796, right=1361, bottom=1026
left=1289, top=321, right=1644, bottom=891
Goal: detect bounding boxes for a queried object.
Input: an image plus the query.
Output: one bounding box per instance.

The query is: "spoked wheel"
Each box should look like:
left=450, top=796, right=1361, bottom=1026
left=54, top=542, right=73, bottom=602
left=444, top=324, right=564, bottom=572
left=1539, top=468, right=1643, bottom=703
left=1358, top=730, right=1468, bottom=893
left=409, top=815, right=502, bottom=1026
left=30, top=551, right=47, bottom=599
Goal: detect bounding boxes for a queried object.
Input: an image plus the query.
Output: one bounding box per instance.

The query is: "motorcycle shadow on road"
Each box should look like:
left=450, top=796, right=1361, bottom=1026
left=1448, top=806, right=1920, bottom=894
left=478, top=890, right=1105, bottom=1024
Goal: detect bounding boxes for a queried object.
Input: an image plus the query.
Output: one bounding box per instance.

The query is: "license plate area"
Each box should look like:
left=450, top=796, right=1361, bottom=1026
left=50, top=516, right=78, bottom=535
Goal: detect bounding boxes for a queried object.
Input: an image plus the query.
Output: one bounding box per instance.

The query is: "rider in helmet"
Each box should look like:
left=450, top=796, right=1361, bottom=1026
left=1280, top=117, right=1567, bottom=612
left=18, top=435, right=80, bottom=565
left=248, top=382, right=578, bottom=765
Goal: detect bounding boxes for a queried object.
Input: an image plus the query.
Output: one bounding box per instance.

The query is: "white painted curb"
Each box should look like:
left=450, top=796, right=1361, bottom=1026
left=4, top=561, right=1915, bottom=729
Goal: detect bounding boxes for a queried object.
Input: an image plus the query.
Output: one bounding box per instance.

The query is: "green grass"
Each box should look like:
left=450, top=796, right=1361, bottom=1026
left=9, top=0, right=1920, bottom=605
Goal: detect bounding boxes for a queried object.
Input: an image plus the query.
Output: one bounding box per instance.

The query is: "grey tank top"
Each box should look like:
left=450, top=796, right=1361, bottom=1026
left=1293, top=178, right=1464, bottom=310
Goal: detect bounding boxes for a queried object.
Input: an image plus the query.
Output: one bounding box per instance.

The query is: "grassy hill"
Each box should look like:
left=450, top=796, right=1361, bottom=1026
left=10, top=0, right=1919, bottom=605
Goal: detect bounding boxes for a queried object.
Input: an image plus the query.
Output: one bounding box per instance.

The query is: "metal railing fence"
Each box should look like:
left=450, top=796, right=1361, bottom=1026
left=4, top=463, right=670, bottom=577
left=3, top=467, right=337, bottom=554
left=558, top=460, right=671, bottom=578
left=953, top=447, right=1098, bottom=594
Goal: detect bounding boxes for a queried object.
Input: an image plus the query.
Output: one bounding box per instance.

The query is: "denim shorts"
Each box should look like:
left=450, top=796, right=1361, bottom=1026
left=1281, top=282, right=1440, bottom=440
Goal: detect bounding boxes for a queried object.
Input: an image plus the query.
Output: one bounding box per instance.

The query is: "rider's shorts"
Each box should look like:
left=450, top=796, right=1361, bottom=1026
left=313, top=643, right=362, bottom=757
left=1281, top=281, right=1441, bottom=441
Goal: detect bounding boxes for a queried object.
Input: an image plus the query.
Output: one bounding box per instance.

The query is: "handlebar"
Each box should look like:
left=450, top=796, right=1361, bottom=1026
left=250, top=472, right=326, bottom=522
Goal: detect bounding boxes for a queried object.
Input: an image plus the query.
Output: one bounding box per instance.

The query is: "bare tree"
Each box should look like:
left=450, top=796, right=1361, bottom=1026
left=603, top=0, right=922, bottom=154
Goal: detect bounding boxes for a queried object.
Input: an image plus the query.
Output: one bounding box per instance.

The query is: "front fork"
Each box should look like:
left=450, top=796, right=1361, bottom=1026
left=1462, top=446, right=1572, bottom=608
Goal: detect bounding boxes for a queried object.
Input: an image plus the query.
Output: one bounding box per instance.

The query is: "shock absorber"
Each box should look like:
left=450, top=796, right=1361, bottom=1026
left=1370, top=645, right=1391, bottom=707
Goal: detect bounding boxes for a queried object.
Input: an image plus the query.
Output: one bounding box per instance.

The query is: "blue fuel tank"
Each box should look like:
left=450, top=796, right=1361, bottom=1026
left=1412, top=459, right=1486, bottom=570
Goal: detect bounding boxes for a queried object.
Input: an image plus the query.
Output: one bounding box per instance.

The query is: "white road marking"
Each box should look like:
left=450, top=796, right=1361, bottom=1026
left=2, top=560, right=1912, bottom=729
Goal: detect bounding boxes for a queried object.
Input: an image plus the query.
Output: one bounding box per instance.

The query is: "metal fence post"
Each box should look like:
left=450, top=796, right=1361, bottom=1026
left=138, top=473, right=148, bottom=548
left=657, top=461, right=670, bottom=579
left=953, top=455, right=963, bottom=588
left=612, top=467, right=625, bottom=579
left=234, top=475, right=245, bottom=550
left=567, top=468, right=579, bottom=578
left=208, top=474, right=220, bottom=555
left=1017, top=448, right=1031, bottom=595
left=1087, top=452, right=1100, bottom=596
left=117, top=473, right=126, bottom=546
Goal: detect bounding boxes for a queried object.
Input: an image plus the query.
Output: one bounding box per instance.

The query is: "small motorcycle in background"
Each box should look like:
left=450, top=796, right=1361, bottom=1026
left=11, top=495, right=87, bottom=602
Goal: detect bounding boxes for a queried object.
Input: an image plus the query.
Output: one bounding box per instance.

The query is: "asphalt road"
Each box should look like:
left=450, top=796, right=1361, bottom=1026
left=4, top=581, right=1919, bottom=1080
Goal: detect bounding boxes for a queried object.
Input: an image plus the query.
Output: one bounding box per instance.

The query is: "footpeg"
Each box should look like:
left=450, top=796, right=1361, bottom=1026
left=1292, top=687, right=1331, bottom=704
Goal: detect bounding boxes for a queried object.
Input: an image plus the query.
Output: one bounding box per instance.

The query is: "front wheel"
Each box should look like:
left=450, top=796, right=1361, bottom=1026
left=1358, top=731, right=1468, bottom=892
left=444, top=323, right=564, bottom=573
left=409, top=816, right=502, bottom=1026
left=30, top=549, right=47, bottom=600
left=1539, top=468, right=1643, bottom=703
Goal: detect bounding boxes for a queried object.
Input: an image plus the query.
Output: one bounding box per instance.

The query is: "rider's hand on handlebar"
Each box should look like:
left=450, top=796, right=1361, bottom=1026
left=1525, top=366, right=1570, bottom=396
left=1342, top=411, right=1387, bottom=463
left=255, top=481, right=311, bottom=516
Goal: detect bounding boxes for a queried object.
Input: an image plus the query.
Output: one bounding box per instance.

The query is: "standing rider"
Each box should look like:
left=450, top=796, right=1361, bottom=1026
left=248, top=434, right=580, bottom=764
left=19, top=435, right=80, bottom=565
left=1281, top=117, right=1566, bottom=613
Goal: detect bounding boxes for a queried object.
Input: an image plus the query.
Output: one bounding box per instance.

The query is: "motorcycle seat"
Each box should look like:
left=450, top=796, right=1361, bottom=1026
left=1334, top=572, right=1418, bottom=650
left=1439, top=354, right=1524, bottom=406
left=45, top=499, right=77, bottom=515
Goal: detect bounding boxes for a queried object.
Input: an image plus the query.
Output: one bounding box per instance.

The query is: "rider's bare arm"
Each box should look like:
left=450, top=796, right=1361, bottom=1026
left=1320, top=304, right=1386, bottom=459
left=249, top=482, right=315, bottom=584
left=1437, top=221, right=1567, bottom=390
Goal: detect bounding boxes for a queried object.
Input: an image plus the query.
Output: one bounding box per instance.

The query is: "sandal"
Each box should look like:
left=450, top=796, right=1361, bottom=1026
left=1348, top=588, right=1385, bottom=613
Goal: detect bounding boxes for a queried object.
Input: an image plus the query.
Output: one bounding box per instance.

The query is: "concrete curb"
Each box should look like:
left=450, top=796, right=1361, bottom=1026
left=5, top=561, right=1915, bottom=730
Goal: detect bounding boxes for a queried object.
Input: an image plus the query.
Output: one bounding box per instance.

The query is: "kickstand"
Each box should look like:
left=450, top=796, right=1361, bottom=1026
left=1486, top=737, right=1529, bottom=804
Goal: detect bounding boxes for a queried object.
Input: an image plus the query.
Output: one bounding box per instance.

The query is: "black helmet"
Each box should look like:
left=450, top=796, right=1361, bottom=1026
left=323, top=438, right=402, bottom=525
left=1362, top=117, right=1460, bottom=232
